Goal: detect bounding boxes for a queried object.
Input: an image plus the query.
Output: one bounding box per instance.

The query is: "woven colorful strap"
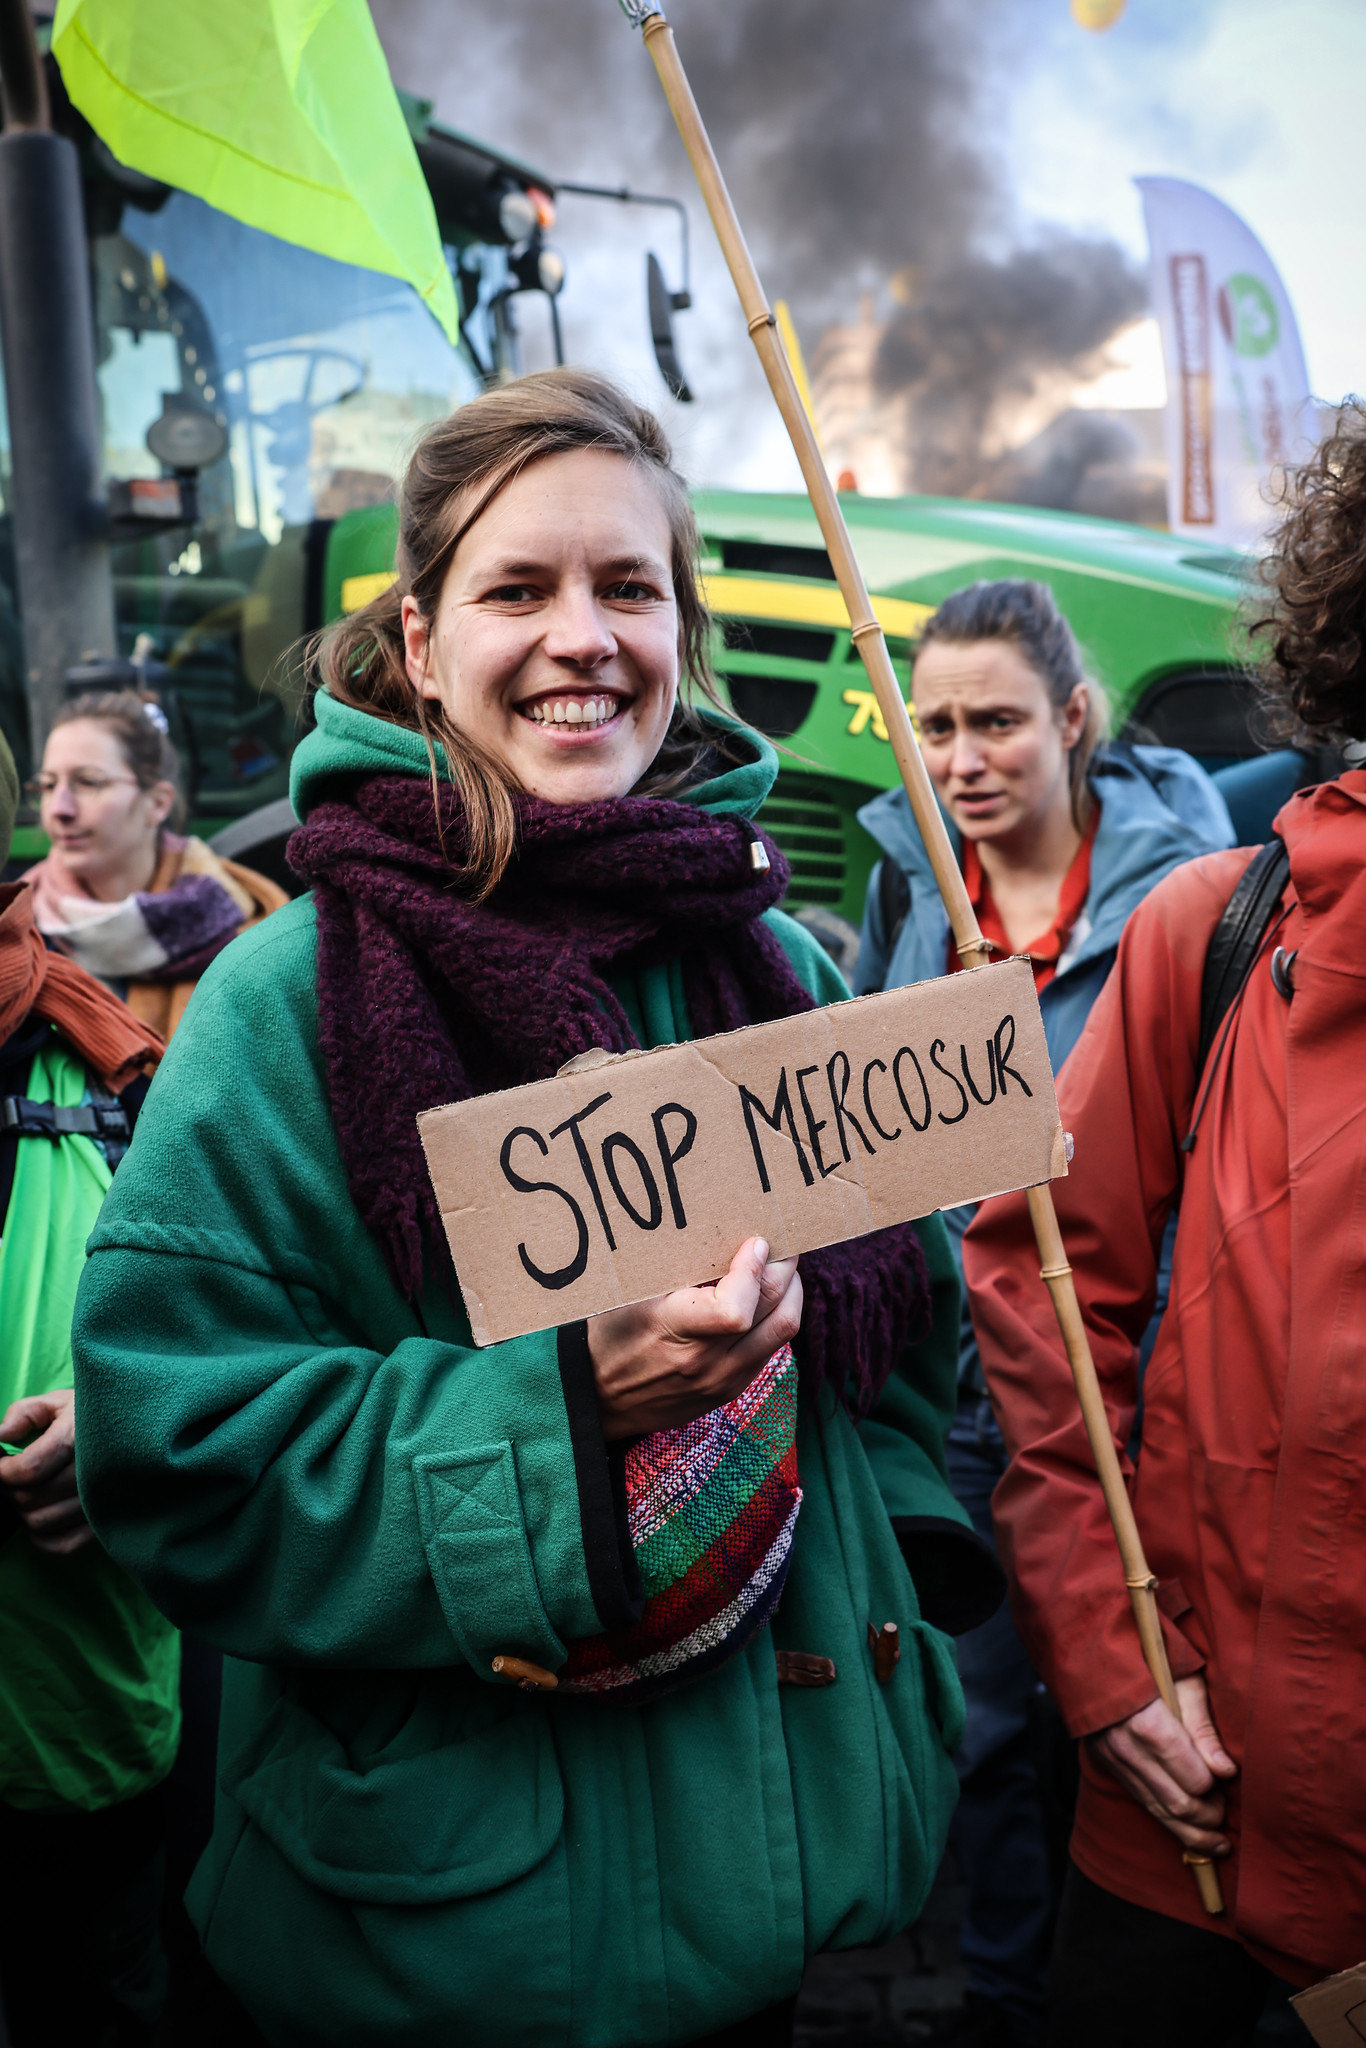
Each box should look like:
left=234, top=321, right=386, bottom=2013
left=559, top=1343, right=802, bottom=1703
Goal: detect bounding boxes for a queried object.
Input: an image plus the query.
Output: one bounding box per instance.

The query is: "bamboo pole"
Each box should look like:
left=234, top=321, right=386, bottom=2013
left=620, top=0, right=1223, bottom=1918
left=1026, top=1187, right=1223, bottom=1914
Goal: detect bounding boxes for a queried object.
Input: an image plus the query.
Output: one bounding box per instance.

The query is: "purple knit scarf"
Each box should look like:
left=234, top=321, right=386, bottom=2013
left=288, top=774, right=929, bottom=1414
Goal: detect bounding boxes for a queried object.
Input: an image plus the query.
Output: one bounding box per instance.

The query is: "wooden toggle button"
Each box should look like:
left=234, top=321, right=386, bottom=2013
left=491, top=1654, right=558, bottom=1692
left=775, top=1651, right=837, bottom=1687
left=867, top=1620, right=900, bottom=1684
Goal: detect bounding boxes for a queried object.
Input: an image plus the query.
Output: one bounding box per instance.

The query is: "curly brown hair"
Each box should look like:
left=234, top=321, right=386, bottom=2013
left=1251, top=400, right=1366, bottom=746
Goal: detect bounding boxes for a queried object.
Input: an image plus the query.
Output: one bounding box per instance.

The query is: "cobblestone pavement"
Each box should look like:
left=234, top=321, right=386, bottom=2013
left=795, top=1857, right=969, bottom=2046
left=793, top=1850, right=1312, bottom=2046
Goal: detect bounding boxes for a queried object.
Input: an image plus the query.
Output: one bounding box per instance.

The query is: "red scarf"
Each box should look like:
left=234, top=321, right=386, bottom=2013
left=953, top=809, right=1099, bottom=992
left=0, top=883, right=163, bottom=1091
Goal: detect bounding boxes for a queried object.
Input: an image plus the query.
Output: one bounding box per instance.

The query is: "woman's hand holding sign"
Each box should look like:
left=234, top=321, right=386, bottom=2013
left=589, top=1236, right=802, bottom=1439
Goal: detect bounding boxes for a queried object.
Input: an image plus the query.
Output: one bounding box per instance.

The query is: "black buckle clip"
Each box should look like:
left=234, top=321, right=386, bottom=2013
left=1270, top=946, right=1297, bottom=1001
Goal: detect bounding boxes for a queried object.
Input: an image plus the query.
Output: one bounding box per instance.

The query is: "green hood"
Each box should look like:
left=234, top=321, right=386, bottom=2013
left=290, top=689, right=778, bottom=825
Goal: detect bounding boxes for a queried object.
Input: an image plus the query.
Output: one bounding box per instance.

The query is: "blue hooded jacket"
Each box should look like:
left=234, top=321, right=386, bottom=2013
left=853, top=744, right=1235, bottom=1401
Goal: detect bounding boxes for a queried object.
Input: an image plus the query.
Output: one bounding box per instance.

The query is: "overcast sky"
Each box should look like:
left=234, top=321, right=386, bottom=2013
left=1006, top=0, right=1366, bottom=405
left=376, top=0, right=1366, bottom=491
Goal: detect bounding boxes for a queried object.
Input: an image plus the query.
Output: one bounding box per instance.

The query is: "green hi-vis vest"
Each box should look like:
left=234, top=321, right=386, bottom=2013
left=0, top=1036, right=179, bottom=1812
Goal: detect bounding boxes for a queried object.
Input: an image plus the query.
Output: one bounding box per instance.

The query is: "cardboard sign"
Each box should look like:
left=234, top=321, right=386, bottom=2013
left=1293, top=1963, right=1366, bottom=2046
left=419, top=955, right=1066, bottom=1347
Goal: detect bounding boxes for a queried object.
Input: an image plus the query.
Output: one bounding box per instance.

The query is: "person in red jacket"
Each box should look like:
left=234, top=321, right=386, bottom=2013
left=963, top=403, right=1366, bottom=2046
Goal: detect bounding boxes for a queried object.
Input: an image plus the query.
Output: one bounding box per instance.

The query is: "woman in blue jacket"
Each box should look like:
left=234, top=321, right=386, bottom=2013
left=854, top=578, right=1234, bottom=2048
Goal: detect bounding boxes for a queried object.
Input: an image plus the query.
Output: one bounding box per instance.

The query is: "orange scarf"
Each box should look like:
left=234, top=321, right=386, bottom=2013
left=952, top=809, right=1100, bottom=994
left=0, top=883, right=163, bottom=1092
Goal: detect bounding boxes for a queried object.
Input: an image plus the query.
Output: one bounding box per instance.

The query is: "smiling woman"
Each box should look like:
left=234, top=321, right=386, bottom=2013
left=401, top=445, right=683, bottom=808
left=316, top=369, right=736, bottom=896
left=70, top=369, right=993, bottom=2048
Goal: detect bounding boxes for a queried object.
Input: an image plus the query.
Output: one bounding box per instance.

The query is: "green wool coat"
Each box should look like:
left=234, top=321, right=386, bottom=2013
left=73, top=694, right=970, bottom=2048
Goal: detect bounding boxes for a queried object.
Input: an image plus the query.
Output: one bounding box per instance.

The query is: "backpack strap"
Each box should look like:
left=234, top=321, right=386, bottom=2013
left=0, top=1067, right=151, bottom=1232
left=876, top=856, right=912, bottom=975
left=1196, top=834, right=1291, bottom=1075
left=0, top=1095, right=132, bottom=1148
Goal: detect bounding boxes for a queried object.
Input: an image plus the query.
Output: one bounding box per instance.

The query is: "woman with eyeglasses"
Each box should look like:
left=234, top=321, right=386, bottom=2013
left=0, top=724, right=171, bottom=2047
left=24, top=691, right=287, bottom=1039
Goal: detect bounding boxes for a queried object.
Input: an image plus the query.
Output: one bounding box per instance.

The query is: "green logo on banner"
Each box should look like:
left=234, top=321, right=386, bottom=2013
left=1218, top=273, right=1279, bottom=358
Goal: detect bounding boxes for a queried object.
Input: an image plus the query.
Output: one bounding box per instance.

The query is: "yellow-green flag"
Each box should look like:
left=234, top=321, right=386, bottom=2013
left=52, top=0, right=458, bottom=342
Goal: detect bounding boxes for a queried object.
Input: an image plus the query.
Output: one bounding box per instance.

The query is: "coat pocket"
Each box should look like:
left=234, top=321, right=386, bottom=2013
left=903, top=1615, right=967, bottom=1754
left=229, top=1690, right=564, bottom=1906
left=413, top=1440, right=568, bottom=1676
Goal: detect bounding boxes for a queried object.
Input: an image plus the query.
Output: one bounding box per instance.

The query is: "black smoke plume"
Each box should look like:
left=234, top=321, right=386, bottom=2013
left=373, top=0, right=1154, bottom=514
left=874, top=234, right=1149, bottom=501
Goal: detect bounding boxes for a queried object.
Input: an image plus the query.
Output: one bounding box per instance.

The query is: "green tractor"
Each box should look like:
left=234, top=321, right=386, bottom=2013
left=1, top=26, right=1311, bottom=926
left=316, top=485, right=1298, bottom=957
left=1, top=42, right=591, bottom=861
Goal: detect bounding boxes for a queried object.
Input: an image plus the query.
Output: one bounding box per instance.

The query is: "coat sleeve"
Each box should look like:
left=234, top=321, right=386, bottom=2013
left=962, top=850, right=1251, bottom=1733
left=857, top=1210, right=1005, bottom=1635
left=763, top=905, right=852, bottom=1005
left=72, top=911, right=632, bottom=1677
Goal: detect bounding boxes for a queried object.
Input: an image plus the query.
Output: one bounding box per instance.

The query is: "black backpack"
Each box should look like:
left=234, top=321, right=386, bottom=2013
left=1196, top=834, right=1291, bottom=1074
left=0, top=1038, right=150, bottom=1231
left=876, top=855, right=912, bottom=961
left=0, top=1044, right=148, bottom=1544
left=877, top=831, right=1289, bottom=1076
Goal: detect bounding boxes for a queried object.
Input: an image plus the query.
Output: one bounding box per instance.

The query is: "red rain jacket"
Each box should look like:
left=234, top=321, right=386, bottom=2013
left=964, top=772, right=1366, bottom=1984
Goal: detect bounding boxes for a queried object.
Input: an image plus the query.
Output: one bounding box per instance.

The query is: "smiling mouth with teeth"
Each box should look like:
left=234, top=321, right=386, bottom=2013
left=521, top=695, right=622, bottom=728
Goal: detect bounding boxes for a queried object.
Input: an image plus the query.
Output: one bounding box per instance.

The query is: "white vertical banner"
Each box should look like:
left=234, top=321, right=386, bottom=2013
left=1138, top=176, right=1317, bottom=551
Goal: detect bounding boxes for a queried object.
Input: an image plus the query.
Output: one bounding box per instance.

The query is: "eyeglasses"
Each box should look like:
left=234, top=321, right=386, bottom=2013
left=25, top=771, right=140, bottom=799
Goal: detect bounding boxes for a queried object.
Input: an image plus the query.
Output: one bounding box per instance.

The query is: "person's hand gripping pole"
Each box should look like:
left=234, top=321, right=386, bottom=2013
left=616, top=0, right=1223, bottom=1918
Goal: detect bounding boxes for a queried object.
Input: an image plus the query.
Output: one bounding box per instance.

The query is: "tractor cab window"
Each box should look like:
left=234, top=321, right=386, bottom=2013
left=89, top=191, right=477, bottom=820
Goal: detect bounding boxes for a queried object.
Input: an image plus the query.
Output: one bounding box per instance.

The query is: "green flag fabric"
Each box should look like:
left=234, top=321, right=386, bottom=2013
left=52, top=0, right=458, bottom=342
